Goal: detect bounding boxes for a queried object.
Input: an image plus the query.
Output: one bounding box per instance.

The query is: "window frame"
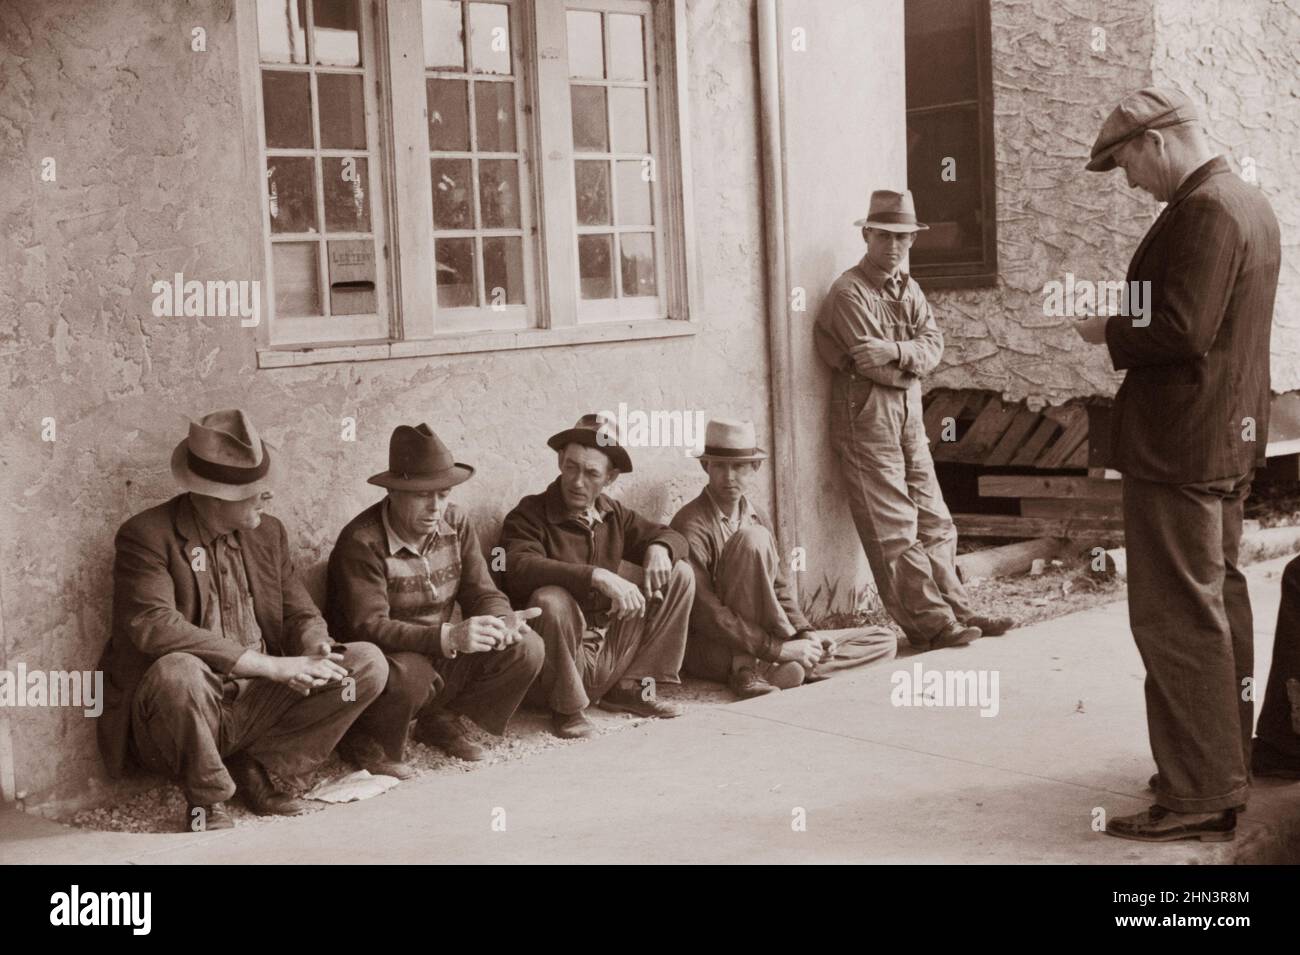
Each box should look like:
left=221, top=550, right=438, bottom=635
left=903, top=0, right=998, bottom=289
left=238, top=0, right=700, bottom=366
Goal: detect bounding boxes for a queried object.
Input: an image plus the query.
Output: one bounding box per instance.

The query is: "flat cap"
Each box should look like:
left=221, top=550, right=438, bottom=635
left=1086, top=87, right=1200, bottom=172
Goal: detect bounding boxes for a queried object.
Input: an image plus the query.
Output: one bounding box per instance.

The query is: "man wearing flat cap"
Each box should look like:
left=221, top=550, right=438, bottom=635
left=498, top=413, right=695, bottom=739
left=328, top=424, right=544, bottom=768
left=99, top=409, right=388, bottom=832
left=1075, top=88, right=1281, bottom=843
left=814, top=189, right=1015, bottom=652
left=671, top=418, right=897, bottom=698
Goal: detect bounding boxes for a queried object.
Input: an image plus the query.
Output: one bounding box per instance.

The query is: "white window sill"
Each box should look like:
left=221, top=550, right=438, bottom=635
left=256, top=318, right=698, bottom=368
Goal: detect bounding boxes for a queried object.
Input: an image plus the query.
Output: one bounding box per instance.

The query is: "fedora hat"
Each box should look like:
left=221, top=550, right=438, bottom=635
left=547, top=412, right=633, bottom=473
left=693, top=418, right=768, bottom=463
left=368, top=424, right=474, bottom=492
left=170, top=409, right=279, bottom=502
left=1086, top=86, right=1200, bottom=172
left=853, top=189, right=929, bottom=233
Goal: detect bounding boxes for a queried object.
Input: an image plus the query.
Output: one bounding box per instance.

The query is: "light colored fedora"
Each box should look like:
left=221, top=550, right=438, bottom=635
left=693, top=418, right=768, bottom=463
left=853, top=189, right=929, bottom=233
left=170, top=409, right=279, bottom=502
left=368, top=423, right=474, bottom=492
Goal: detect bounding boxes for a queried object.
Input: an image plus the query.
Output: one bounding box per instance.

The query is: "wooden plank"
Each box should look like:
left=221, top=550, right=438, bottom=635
left=1020, top=498, right=1122, bottom=519
left=955, top=538, right=1064, bottom=583
left=1061, top=434, right=1092, bottom=469
left=1036, top=406, right=1090, bottom=468
left=1009, top=418, right=1060, bottom=466
left=985, top=406, right=1041, bottom=465
left=979, top=475, right=1123, bottom=501
left=944, top=398, right=1021, bottom=464
left=954, top=513, right=1124, bottom=539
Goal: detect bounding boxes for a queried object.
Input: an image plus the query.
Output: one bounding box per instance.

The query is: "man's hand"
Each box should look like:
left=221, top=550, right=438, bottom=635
left=447, top=615, right=508, bottom=654
left=497, top=607, right=543, bottom=649
left=642, top=544, right=673, bottom=599
left=1073, top=314, right=1109, bottom=345
left=273, top=649, right=349, bottom=696
left=850, top=338, right=899, bottom=371
left=592, top=567, right=646, bottom=620
left=777, top=638, right=823, bottom=669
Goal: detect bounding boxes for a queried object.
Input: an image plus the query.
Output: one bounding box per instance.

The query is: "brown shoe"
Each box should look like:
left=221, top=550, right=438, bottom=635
left=599, top=684, right=685, bottom=719
left=228, top=756, right=311, bottom=816
left=413, top=714, right=488, bottom=761
left=339, top=732, right=417, bottom=780
left=551, top=709, right=597, bottom=739
left=964, top=614, right=1015, bottom=636
left=729, top=666, right=779, bottom=699
left=183, top=801, right=235, bottom=833
left=930, top=621, right=981, bottom=650
left=1105, top=804, right=1236, bottom=843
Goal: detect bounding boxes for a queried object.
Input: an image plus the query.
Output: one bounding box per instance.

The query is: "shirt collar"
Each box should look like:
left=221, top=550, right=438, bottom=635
left=543, top=477, right=614, bottom=527
left=381, top=498, right=449, bottom=557
left=703, top=486, right=756, bottom=526
left=857, top=253, right=907, bottom=292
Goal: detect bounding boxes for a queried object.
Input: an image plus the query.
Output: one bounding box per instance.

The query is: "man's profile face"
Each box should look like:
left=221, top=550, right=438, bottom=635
left=864, top=227, right=915, bottom=274
left=702, top=459, right=760, bottom=507
left=1113, top=133, right=1166, bottom=200
left=558, top=444, right=616, bottom=513
left=389, top=487, right=451, bottom=539
left=198, top=490, right=272, bottom=532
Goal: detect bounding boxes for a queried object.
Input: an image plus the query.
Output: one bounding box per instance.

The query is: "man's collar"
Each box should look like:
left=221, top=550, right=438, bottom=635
left=381, top=497, right=449, bottom=556
left=1170, top=155, right=1228, bottom=205
left=703, top=485, right=755, bottom=525
left=857, top=254, right=907, bottom=291
left=176, top=493, right=238, bottom=547
left=543, top=477, right=613, bottom=526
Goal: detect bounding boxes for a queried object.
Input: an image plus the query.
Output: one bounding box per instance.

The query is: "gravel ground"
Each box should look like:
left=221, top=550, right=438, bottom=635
left=64, top=550, right=1129, bottom=834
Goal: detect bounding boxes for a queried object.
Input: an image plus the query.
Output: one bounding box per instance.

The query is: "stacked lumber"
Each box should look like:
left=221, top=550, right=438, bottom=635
left=956, top=473, right=1124, bottom=541
left=923, top=390, right=1093, bottom=469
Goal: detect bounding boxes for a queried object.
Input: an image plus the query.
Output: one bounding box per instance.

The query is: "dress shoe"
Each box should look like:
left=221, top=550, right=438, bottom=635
left=964, top=614, right=1015, bottom=636
left=1147, top=773, right=1246, bottom=812
left=228, top=756, right=311, bottom=816
left=551, top=709, right=597, bottom=739
left=598, top=684, right=685, bottom=719
left=929, top=621, right=981, bottom=650
left=1105, top=804, right=1236, bottom=843
left=729, top=666, right=779, bottom=699
left=413, top=714, right=488, bottom=761
left=182, top=801, right=235, bottom=833
left=339, top=732, right=417, bottom=780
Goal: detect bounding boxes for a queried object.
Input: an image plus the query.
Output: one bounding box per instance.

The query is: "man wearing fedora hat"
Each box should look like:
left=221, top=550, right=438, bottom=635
left=671, top=418, right=897, bottom=698
left=814, top=190, right=1015, bottom=653
left=328, top=424, right=544, bottom=766
left=1074, top=88, right=1281, bottom=843
left=99, top=409, right=389, bottom=832
left=499, top=413, right=695, bottom=739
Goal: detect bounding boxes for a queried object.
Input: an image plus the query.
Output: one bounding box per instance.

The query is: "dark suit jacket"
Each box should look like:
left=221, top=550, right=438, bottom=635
left=98, top=494, right=329, bottom=777
left=1105, top=156, right=1281, bottom=483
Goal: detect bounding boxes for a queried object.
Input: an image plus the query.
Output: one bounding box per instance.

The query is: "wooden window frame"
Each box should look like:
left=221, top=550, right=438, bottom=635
left=904, top=0, right=997, bottom=289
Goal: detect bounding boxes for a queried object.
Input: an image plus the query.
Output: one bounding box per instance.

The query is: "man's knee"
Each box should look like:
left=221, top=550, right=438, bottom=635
left=376, top=650, right=434, bottom=709
left=667, top=559, right=695, bottom=595
left=529, top=586, right=582, bottom=637
left=504, top=629, right=546, bottom=678
left=340, top=642, right=388, bottom=703
left=138, top=653, right=215, bottom=707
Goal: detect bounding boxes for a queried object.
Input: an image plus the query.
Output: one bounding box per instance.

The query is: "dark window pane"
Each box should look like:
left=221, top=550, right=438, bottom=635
left=474, top=81, right=515, bottom=151
left=427, top=78, right=470, bottom=151
left=905, top=0, right=978, bottom=109
left=267, top=156, right=318, bottom=233
left=327, top=239, right=377, bottom=314
left=906, top=105, right=983, bottom=264
left=431, top=158, right=474, bottom=228
left=577, top=233, right=613, bottom=299
left=615, top=160, right=652, bottom=226
left=322, top=157, right=371, bottom=232
left=468, top=2, right=511, bottom=75
left=483, top=236, right=524, bottom=305
left=609, top=87, right=648, bottom=154
left=423, top=0, right=465, bottom=70
left=258, top=0, right=308, bottom=64
left=571, top=86, right=608, bottom=152
left=313, top=0, right=361, bottom=67
left=574, top=160, right=610, bottom=226
left=608, top=14, right=644, bottom=81
left=318, top=72, right=367, bottom=149
left=262, top=70, right=314, bottom=148
left=566, top=9, right=604, bottom=79
left=619, top=233, right=656, bottom=297
left=479, top=159, right=519, bottom=228
left=436, top=238, right=476, bottom=306
left=273, top=242, right=321, bottom=316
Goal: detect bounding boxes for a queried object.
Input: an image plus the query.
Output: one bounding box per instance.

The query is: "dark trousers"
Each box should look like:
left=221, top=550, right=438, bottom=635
left=1254, top=555, right=1300, bottom=766
left=1123, top=471, right=1254, bottom=813
left=526, top=561, right=693, bottom=715
left=129, top=643, right=387, bottom=805
left=352, top=632, right=544, bottom=760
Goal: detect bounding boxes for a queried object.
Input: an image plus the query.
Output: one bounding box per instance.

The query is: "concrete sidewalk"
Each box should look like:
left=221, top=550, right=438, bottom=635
left=4, top=556, right=1300, bottom=864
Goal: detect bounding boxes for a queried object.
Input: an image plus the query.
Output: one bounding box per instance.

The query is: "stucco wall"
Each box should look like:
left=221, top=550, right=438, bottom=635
left=923, top=0, right=1300, bottom=403
left=0, top=0, right=772, bottom=809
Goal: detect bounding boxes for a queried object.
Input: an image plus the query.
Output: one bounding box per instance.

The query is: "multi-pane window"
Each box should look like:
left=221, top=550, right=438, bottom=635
left=904, top=0, right=997, bottom=287
left=258, top=0, right=389, bottom=344
left=250, top=0, right=689, bottom=350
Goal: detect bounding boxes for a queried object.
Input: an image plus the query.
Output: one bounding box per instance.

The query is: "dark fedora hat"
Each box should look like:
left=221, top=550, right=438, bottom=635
left=547, top=412, right=633, bottom=473
left=368, top=424, right=474, bottom=492
left=170, top=408, right=279, bottom=502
